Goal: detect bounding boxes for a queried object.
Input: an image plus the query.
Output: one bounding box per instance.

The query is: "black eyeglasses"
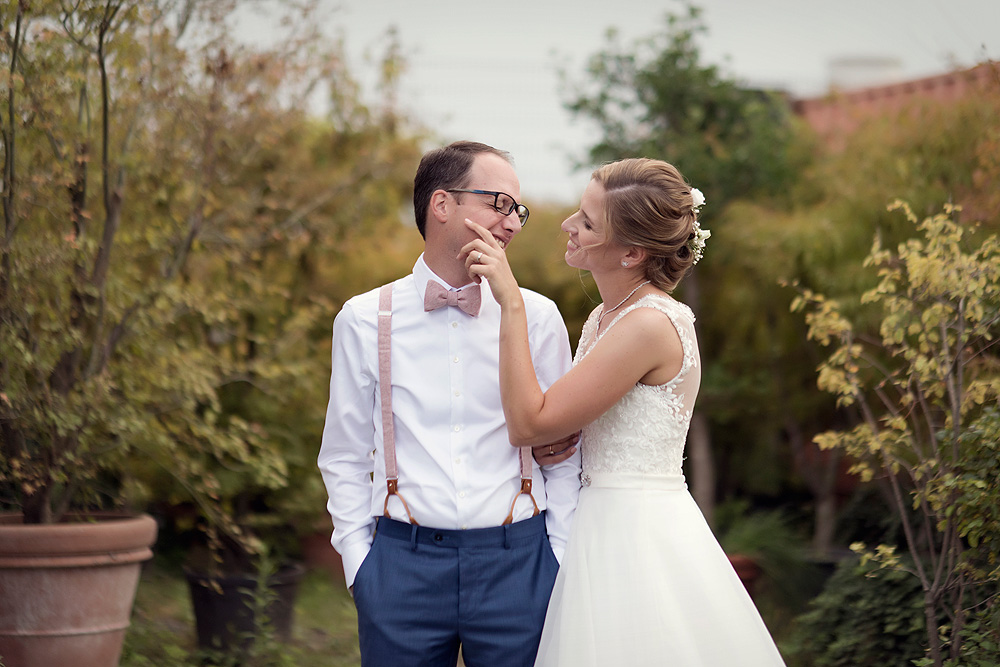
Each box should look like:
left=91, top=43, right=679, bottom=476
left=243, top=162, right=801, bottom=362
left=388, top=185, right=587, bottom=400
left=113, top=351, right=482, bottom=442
left=446, top=189, right=530, bottom=227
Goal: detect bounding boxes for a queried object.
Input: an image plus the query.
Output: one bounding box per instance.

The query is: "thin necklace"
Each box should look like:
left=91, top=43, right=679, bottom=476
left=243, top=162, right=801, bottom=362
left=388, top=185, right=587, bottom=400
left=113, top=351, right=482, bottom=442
left=598, top=280, right=651, bottom=329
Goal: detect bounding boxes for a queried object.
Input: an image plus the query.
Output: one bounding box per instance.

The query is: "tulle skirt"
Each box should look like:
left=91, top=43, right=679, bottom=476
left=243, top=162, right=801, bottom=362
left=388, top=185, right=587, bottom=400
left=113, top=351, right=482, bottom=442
left=535, top=473, right=786, bottom=667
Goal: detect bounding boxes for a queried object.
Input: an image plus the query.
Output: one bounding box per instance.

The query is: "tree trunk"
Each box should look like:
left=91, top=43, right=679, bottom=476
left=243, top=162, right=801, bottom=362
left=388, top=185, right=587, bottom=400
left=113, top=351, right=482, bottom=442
left=787, top=417, right=841, bottom=557
left=925, top=600, right=943, bottom=667
left=688, top=411, right=715, bottom=525
left=682, top=271, right=716, bottom=524
left=812, top=491, right=837, bottom=555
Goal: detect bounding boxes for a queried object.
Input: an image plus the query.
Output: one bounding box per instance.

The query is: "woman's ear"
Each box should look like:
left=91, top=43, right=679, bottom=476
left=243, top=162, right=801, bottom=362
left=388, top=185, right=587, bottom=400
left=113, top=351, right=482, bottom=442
left=429, top=189, right=450, bottom=224
left=623, top=246, right=646, bottom=267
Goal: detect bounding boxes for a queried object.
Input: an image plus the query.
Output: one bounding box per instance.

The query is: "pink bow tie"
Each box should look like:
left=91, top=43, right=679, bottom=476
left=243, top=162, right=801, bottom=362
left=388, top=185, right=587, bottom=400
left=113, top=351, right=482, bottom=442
left=423, top=281, right=481, bottom=317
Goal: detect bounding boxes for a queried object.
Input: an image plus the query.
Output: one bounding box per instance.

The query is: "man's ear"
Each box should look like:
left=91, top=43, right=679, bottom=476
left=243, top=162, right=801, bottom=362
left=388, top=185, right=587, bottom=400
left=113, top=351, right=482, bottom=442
left=429, top=189, right=450, bottom=224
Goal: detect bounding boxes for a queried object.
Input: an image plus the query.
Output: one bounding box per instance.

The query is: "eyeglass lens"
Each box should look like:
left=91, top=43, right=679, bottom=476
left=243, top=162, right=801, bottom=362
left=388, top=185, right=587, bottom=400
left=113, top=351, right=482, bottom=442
left=448, top=189, right=528, bottom=225
left=494, top=193, right=529, bottom=225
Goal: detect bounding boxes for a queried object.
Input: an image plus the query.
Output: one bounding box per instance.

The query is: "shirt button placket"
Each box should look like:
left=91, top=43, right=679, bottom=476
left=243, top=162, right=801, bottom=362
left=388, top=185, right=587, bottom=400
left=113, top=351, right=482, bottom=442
left=449, top=319, right=469, bottom=526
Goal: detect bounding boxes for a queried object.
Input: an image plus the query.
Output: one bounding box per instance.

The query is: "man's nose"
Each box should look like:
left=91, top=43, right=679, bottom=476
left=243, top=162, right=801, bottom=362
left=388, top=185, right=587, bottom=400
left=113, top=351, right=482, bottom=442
left=502, top=210, right=522, bottom=236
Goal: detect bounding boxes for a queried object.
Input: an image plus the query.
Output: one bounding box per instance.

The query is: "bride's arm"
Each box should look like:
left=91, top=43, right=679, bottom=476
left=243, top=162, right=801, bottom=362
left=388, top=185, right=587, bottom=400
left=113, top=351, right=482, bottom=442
left=502, top=310, right=675, bottom=446
left=462, top=220, right=680, bottom=447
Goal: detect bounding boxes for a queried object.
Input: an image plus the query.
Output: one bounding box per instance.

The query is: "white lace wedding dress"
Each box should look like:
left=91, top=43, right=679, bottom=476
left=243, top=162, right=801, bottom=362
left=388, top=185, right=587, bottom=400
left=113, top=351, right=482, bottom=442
left=534, top=294, right=786, bottom=666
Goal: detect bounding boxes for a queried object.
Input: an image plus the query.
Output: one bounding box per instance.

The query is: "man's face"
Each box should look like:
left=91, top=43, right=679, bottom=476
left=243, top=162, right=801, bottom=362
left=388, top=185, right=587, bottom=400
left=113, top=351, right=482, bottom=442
left=445, top=153, right=524, bottom=251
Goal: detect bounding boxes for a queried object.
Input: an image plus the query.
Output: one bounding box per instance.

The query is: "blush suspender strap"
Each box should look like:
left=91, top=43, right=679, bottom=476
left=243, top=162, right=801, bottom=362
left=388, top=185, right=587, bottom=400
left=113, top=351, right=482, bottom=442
left=503, top=444, right=540, bottom=525
left=378, top=283, right=418, bottom=524
left=377, top=282, right=539, bottom=527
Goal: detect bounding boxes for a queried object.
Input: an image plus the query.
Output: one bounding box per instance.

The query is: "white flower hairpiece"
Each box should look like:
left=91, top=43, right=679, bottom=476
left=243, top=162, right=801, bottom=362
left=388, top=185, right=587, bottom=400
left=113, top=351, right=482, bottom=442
left=688, top=188, right=710, bottom=265
left=691, top=187, right=706, bottom=214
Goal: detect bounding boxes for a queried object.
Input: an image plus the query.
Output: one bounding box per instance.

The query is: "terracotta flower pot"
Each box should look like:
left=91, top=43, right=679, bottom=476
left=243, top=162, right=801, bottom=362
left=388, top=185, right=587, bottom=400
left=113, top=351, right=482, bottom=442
left=0, top=512, right=158, bottom=667
left=728, top=553, right=763, bottom=597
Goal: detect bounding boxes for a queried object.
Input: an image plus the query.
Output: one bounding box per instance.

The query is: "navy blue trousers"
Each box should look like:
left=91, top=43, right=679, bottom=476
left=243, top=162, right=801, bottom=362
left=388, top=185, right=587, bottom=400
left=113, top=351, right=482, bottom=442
left=353, top=513, right=559, bottom=667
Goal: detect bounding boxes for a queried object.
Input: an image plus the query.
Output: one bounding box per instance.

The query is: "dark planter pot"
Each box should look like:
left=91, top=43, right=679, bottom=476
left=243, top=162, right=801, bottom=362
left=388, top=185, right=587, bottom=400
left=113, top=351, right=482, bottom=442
left=0, top=512, right=158, bottom=667
left=185, top=562, right=305, bottom=657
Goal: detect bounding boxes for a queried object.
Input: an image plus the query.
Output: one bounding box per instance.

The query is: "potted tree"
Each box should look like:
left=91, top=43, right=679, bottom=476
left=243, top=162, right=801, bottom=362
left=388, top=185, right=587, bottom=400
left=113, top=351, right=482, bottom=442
left=2, top=1, right=422, bottom=664
left=0, top=2, right=277, bottom=663
left=0, top=3, right=187, bottom=664
left=0, top=2, right=316, bottom=664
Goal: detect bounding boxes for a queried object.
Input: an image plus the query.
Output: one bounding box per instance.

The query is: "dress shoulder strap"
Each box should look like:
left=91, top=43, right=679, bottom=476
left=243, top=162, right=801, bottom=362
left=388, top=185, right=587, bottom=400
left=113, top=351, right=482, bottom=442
left=591, top=294, right=699, bottom=386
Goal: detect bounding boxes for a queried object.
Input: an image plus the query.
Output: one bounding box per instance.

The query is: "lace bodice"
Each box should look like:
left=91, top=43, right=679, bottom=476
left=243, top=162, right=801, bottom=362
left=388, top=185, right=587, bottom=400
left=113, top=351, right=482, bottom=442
left=575, top=294, right=701, bottom=478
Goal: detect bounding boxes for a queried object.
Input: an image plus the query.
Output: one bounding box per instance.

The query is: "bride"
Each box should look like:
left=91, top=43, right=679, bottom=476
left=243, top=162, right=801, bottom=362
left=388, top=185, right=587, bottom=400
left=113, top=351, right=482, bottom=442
left=462, top=157, right=786, bottom=666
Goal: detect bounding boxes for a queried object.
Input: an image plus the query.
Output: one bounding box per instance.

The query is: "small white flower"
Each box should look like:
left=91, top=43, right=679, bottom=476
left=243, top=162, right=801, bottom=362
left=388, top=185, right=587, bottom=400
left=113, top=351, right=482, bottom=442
left=687, top=187, right=709, bottom=264
left=688, top=221, right=711, bottom=264
left=691, top=187, right=706, bottom=213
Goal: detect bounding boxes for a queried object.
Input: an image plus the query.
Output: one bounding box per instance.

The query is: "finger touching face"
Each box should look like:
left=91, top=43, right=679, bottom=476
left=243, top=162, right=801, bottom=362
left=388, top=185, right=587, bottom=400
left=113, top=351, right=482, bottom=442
left=451, top=153, right=523, bottom=250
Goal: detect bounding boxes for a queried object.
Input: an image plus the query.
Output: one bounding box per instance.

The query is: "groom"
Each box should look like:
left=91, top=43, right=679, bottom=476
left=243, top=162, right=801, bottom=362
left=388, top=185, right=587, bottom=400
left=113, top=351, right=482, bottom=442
left=318, top=140, right=581, bottom=666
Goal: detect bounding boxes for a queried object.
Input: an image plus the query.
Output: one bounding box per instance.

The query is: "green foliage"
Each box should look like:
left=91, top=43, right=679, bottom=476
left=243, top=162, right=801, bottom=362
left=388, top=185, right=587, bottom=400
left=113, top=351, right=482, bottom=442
left=561, top=3, right=804, bottom=211
left=806, top=88, right=1000, bottom=236
left=694, top=76, right=1000, bottom=546
left=912, top=602, right=1000, bottom=667
left=562, top=16, right=998, bottom=661
left=0, top=0, right=422, bottom=571
left=786, top=557, right=927, bottom=667
left=791, top=202, right=1000, bottom=665
left=950, top=409, right=1000, bottom=584
left=560, top=2, right=812, bottom=521
left=563, top=6, right=1000, bottom=539
left=121, top=560, right=361, bottom=667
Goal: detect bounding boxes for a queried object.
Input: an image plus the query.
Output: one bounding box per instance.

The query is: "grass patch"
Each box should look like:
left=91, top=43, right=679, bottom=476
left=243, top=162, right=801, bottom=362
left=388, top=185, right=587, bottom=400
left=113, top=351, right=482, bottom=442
left=122, top=558, right=360, bottom=667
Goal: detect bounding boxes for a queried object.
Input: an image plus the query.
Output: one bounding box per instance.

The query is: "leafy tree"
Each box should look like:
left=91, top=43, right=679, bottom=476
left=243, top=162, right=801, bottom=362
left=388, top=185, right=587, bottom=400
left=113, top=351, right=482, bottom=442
left=562, top=4, right=801, bottom=208
left=792, top=202, right=1000, bottom=666
left=564, top=5, right=1000, bottom=555
left=701, top=72, right=1000, bottom=555
left=0, top=0, right=422, bottom=567
left=560, top=2, right=805, bottom=521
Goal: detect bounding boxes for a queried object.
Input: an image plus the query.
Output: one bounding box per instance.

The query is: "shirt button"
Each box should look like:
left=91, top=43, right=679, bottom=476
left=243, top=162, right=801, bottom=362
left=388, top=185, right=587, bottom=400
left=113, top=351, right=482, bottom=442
left=454, top=457, right=461, bottom=464
left=461, top=525, right=468, bottom=530
left=451, top=322, right=458, bottom=328
left=459, top=491, right=466, bottom=498
left=454, top=390, right=461, bottom=397
left=453, top=356, right=459, bottom=363
left=453, top=425, right=461, bottom=432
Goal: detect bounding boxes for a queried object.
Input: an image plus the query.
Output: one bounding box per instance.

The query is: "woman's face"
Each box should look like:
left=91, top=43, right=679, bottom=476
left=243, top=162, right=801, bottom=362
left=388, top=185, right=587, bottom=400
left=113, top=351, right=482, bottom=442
left=560, top=179, right=621, bottom=272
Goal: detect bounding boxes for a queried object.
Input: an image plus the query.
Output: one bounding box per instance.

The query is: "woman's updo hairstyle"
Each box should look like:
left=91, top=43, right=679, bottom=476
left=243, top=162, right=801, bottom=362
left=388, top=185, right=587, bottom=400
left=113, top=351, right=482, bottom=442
left=591, top=157, right=699, bottom=292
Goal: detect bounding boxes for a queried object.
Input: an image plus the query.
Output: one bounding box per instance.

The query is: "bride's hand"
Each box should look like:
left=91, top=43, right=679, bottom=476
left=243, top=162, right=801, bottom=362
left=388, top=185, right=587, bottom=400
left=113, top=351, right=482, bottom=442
left=532, top=432, right=580, bottom=466
left=461, top=219, right=520, bottom=308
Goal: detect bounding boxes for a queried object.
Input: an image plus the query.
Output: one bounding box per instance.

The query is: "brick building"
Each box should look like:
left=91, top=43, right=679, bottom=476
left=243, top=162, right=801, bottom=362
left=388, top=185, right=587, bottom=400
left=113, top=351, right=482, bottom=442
left=792, top=62, right=998, bottom=147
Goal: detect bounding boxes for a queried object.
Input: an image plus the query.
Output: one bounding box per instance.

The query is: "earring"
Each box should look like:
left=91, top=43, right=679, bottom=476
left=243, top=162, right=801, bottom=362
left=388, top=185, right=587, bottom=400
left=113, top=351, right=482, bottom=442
left=622, top=261, right=629, bottom=267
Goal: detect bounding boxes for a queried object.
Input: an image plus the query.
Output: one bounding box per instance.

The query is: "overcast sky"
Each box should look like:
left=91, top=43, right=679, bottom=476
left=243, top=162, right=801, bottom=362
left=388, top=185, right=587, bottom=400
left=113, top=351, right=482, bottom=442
left=246, top=0, right=999, bottom=204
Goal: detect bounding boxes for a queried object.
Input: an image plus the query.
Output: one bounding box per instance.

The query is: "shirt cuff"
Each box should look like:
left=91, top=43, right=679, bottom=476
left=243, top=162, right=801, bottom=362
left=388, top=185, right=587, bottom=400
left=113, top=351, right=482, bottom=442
left=340, top=541, right=372, bottom=589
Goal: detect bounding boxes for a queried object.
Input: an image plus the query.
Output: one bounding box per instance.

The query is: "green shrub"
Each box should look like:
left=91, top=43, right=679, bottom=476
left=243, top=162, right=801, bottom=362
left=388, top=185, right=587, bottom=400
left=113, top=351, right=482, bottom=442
left=914, top=602, right=1000, bottom=667
left=786, top=557, right=926, bottom=667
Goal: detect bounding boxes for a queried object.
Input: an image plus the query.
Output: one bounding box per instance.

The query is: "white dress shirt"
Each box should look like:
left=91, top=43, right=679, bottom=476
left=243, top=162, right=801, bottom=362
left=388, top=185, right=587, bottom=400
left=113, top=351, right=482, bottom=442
left=318, top=255, right=581, bottom=587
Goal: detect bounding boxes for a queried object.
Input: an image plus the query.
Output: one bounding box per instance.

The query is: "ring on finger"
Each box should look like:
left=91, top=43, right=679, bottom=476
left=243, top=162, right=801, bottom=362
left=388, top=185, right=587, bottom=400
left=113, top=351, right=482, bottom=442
left=549, top=447, right=554, bottom=455
left=476, top=251, right=483, bottom=263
